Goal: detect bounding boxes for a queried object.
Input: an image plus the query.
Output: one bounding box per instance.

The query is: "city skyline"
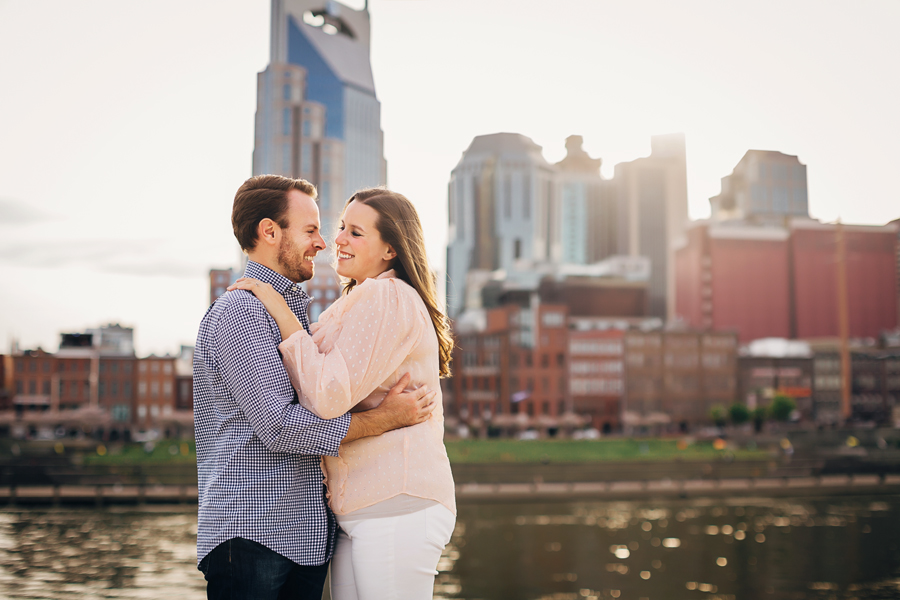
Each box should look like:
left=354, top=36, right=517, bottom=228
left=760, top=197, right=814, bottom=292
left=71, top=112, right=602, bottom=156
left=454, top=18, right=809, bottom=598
left=1, top=0, right=898, bottom=355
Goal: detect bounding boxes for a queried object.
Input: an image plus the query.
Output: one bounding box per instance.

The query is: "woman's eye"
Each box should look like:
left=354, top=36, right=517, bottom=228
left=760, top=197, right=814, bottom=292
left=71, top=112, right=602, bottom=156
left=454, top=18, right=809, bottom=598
left=351, top=231, right=361, bottom=237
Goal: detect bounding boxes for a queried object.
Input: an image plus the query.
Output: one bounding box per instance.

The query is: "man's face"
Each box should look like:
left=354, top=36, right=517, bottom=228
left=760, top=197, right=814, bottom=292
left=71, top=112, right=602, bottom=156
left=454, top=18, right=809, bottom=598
left=277, top=189, right=326, bottom=283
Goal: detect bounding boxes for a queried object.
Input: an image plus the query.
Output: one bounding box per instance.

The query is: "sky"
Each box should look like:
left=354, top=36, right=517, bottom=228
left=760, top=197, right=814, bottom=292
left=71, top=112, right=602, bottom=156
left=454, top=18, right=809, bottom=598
left=0, top=0, right=898, bottom=356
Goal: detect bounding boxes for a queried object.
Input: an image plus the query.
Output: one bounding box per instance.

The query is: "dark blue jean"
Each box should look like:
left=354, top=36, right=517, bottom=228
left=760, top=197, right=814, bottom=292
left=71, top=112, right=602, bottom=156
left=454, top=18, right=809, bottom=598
left=199, top=537, right=329, bottom=600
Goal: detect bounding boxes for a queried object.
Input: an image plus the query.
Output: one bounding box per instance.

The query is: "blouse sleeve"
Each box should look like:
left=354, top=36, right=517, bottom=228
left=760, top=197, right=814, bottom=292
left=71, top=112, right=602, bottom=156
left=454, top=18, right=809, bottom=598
left=277, top=277, right=425, bottom=419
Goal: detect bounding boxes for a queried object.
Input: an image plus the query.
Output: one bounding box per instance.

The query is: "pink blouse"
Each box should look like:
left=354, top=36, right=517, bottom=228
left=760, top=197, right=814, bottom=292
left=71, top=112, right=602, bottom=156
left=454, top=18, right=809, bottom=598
left=278, top=270, right=456, bottom=516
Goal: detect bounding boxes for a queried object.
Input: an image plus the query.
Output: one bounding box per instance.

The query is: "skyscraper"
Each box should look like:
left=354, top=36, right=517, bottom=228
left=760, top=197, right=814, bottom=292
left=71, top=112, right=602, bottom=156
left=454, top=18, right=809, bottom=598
left=253, top=0, right=386, bottom=237
left=252, top=0, right=387, bottom=318
left=708, top=150, right=809, bottom=226
left=446, top=133, right=554, bottom=317
left=613, top=133, right=689, bottom=321
left=554, top=135, right=617, bottom=264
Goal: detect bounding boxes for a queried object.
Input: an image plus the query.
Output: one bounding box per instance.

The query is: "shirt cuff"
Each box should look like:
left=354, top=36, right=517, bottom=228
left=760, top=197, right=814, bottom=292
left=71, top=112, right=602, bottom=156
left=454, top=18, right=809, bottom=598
left=321, top=412, right=352, bottom=456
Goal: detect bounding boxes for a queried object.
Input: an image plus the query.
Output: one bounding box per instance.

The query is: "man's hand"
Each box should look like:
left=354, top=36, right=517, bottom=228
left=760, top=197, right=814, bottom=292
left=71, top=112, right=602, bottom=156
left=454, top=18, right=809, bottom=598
left=343, top=373, right=437, bottom=443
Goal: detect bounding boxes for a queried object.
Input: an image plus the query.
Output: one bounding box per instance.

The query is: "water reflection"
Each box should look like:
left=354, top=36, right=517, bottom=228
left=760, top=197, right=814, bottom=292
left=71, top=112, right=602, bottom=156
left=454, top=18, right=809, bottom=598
left=2, top=497, right=899, bottom=600
left=437, top=496, right=900, bottom=600
left=0, top=506, right=204, bottom=599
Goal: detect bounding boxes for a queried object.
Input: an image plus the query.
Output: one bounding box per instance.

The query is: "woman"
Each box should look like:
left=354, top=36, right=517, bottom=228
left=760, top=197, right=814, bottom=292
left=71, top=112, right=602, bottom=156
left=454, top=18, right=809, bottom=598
left=228, top=188, right=456, bottom=600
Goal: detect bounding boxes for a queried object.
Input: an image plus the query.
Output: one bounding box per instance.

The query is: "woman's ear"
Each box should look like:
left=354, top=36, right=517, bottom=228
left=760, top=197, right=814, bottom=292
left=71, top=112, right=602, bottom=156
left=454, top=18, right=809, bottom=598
left=383, top=244, right=397, bottom=262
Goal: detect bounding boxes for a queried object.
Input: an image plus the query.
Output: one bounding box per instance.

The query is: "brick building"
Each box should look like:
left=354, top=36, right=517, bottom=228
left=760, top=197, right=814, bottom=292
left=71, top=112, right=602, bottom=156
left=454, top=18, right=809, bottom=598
left=567, top=328, right=624, bottom=432
left=676, top=219, right=898, bottom=342
left=622, top=330, right=738, bottom=432
left=135, top=355, right=177, bottom=428
left=737, top=354, right=814, bottom=421
left=450, top=302, right=578, bottom=436
left=2, top=325, right=192, bottom=438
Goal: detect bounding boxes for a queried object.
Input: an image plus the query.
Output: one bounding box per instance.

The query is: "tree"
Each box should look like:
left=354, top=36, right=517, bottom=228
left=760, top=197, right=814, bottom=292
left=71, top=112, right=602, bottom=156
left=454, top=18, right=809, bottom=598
left=751, top=406, right=768, bottom=433
left=770, top=393, right=797, bottom=422
left=709, top=405, right=727, bottom=428
left=729, top=403, right=750, bottom=426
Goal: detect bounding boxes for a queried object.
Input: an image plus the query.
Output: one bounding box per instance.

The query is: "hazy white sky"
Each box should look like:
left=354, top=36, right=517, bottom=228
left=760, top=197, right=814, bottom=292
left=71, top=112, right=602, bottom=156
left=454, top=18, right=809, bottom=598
left=1, top=0, right=898, bottom=356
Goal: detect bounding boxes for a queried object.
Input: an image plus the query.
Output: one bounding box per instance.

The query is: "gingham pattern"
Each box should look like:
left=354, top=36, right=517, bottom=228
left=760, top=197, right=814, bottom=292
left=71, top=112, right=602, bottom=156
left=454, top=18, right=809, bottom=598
left=193, top=260, right=350, bottom=566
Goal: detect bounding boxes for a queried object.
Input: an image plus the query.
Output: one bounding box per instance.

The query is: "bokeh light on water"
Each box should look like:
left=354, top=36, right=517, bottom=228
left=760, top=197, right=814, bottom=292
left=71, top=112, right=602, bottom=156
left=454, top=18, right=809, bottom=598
left=1, top=496, right=899, bottom=599
left=436, top=496, right=900, bottom=600
left=0, top=507, right=204, bottom=599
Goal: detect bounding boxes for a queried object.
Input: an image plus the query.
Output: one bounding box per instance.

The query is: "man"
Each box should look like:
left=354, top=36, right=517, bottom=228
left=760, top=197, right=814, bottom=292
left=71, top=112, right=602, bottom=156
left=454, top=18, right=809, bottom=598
left=193, top=175, right=436, bottom=600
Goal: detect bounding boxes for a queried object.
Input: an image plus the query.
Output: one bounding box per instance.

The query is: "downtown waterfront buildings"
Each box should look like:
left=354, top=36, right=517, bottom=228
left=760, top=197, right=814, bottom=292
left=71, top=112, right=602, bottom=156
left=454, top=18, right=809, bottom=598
left=445, top=134, right=900, bottom=434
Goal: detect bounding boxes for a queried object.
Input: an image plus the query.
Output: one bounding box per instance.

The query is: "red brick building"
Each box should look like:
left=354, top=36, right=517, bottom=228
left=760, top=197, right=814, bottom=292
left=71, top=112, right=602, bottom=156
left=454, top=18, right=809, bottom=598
left=676, top=220, right=898, bottom=342
left=622, top=330, right=738, bottom=432
left=449, top=303, right=576, bottom=435
left=135, top=355, right=177, bottom=428
left=567, top=329, right=624, bottom=432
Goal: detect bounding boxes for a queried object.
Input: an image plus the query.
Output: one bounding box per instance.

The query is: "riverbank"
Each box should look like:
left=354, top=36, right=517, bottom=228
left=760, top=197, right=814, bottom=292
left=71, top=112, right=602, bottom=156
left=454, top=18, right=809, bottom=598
left=3, top=436, right=900, bottom=505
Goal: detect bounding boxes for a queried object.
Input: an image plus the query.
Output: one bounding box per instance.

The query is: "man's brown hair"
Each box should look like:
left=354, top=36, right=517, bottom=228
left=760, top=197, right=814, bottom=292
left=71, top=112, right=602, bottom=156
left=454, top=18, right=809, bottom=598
left=231, top=175, right=317, bottom=251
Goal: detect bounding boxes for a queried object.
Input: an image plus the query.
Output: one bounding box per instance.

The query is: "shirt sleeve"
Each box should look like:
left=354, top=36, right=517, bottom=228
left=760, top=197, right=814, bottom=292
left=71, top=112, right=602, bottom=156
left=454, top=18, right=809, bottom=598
left=278, top=278, right=425, bottom=419
left=214, top=293, right=350, bottom=455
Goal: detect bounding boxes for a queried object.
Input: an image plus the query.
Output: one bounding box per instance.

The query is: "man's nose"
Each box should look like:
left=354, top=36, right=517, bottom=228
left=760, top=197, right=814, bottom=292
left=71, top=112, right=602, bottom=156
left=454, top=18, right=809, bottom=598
left=314, top=233, right=326, bottom=249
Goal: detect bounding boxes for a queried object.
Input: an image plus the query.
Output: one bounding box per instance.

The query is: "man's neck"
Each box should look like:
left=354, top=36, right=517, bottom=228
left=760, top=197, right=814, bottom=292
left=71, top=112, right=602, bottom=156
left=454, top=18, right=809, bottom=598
left=246, top=253, right=293, bottom=282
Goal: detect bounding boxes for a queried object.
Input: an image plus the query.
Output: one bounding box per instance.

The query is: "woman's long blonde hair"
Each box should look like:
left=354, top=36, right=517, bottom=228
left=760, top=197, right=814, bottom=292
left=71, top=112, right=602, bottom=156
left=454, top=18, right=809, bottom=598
left=340, top=188, right=453, bottom=378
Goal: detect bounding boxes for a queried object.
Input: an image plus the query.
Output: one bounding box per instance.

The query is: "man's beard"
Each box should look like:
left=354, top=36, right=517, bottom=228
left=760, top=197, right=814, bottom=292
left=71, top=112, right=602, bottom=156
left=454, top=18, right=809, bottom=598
left=277, top=235, right=314, bottom=282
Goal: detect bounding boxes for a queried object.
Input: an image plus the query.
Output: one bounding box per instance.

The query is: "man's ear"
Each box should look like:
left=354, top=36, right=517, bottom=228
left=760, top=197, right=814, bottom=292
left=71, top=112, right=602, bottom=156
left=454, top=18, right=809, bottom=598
left=257, top=218, right=280, bottom=247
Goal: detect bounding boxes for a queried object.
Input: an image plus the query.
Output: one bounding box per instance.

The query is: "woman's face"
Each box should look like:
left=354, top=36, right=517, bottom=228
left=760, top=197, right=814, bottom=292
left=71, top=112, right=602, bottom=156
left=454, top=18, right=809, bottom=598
left=334, top=200, right=396, bottom=283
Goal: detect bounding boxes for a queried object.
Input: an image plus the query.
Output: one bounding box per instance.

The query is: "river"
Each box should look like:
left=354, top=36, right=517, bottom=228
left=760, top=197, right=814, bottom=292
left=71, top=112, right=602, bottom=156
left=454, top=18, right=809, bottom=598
left=1, top=494, right=898, bottom=599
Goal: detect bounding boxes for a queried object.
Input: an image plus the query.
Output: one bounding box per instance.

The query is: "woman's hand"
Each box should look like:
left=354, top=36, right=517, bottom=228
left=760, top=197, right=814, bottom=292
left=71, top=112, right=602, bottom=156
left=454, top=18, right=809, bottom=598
left=227, top=277, right=304, bottom=339
left=228, top=277, right=281, bottom=306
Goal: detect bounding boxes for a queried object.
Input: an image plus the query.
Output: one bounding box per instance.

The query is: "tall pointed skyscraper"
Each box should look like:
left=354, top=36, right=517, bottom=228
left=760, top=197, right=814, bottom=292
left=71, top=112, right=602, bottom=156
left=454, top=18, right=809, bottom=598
left=253, top=0, right=387, bottom=238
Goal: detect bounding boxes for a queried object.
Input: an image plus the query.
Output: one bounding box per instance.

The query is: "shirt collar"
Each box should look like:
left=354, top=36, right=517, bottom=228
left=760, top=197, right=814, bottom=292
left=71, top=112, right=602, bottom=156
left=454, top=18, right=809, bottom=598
left=375, top=269, right=397, bottom=280
left=244, top=260, right=310, bottom=300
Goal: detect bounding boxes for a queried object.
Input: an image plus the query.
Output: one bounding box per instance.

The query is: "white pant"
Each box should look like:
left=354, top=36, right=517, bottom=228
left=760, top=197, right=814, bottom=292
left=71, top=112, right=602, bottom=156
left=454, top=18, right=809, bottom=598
left=331, top=503, right=456, bottom=600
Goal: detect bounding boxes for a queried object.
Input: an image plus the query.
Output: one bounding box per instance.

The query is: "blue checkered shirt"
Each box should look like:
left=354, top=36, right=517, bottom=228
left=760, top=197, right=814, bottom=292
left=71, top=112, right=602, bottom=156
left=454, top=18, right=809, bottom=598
left=193, top=260, right=350, bottom=566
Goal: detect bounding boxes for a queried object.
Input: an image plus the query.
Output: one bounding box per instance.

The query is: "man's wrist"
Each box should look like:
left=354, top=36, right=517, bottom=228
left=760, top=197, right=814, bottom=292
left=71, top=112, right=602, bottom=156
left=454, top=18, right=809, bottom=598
left=343, top=410, right=391, bottom=444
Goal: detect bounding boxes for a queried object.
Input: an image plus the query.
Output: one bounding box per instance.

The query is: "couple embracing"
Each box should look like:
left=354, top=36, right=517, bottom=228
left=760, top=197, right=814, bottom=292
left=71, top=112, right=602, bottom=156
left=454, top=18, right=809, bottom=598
left=193, top=175, right=456, bottom=599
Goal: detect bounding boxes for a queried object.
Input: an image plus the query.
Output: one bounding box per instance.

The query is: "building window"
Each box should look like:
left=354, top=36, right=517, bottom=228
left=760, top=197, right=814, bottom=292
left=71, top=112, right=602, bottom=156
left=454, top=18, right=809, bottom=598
left=523, top=176, right=531, bottom=218
left=28, top=381, right=36, bottom=394
left=301, top=143, right=312, bottom=174
left=164, top=363, right=172, bottom=375
left=542, top=312, right=564, bottom=327
left=503, top=173, right=512, bottom=219
left=321, top=182, right=330, bottom=210
left=283, top=108, right=292, bottom=136
left=514, top=238, right=522, bottom=260
left=283, top=83, right=292, bottom=101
